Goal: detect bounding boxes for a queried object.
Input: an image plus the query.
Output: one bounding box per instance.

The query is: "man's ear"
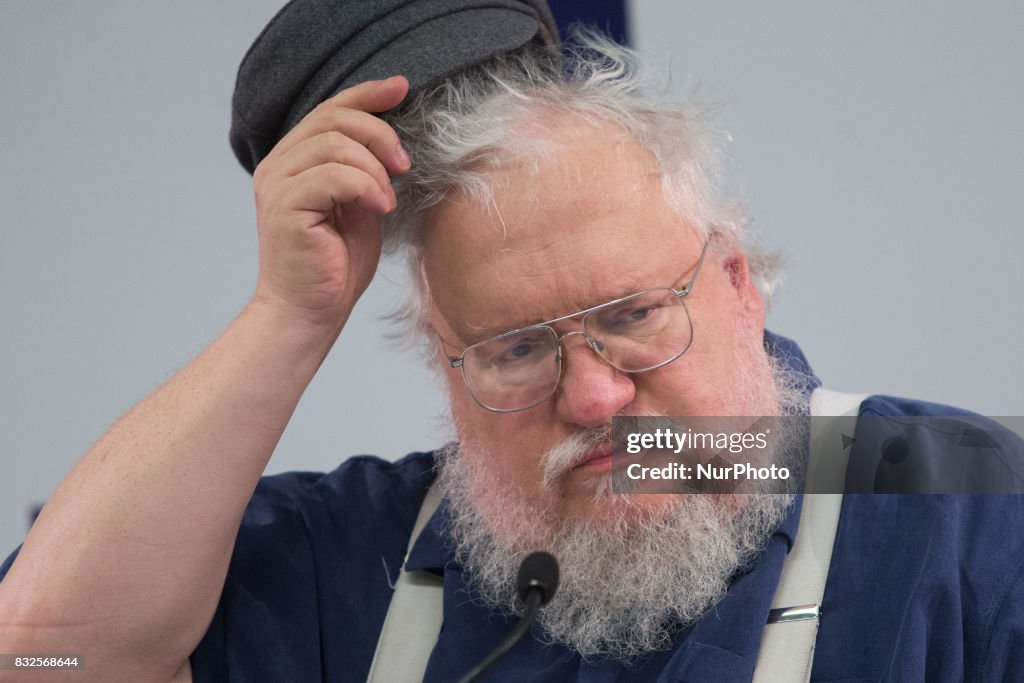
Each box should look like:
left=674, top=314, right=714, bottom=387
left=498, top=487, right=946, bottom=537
left=723, top=246, right=766, bottom=322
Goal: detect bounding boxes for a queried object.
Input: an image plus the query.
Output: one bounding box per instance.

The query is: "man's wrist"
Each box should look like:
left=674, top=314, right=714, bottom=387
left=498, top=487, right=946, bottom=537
left=240, top=295, right=348, bottom=370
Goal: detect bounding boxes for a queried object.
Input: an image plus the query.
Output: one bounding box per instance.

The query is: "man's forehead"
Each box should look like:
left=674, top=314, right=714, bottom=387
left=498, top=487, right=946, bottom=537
left=422, top=125, right=664, bottom=254
left=420, top=121, right=698, bottom=344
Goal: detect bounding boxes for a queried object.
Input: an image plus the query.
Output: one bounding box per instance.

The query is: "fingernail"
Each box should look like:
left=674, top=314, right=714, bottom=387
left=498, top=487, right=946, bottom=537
left=381, top=190, right=395, bottom=213
left=395, top=143, right=411, bottom=169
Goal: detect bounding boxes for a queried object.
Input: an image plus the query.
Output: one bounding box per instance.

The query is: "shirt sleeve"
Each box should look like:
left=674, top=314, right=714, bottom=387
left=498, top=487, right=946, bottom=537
left=0, top=545, right=21, bottom=583
left=190, top=452, right=436, bottom=682
left=190, top=473, right=323, bottom=682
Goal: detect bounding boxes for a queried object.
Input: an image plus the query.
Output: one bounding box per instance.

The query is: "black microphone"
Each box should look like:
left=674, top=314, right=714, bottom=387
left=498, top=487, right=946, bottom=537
left=456, top=551, right=559, bottom=683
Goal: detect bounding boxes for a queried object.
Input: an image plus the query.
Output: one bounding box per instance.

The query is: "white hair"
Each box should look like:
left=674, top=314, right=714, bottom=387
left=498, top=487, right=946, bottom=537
left=382, top=28, right=783, bottom=341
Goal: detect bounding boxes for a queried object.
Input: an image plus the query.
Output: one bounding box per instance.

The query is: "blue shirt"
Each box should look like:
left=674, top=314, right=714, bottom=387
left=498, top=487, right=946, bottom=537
left=3, top=333, right=1023, bottom=681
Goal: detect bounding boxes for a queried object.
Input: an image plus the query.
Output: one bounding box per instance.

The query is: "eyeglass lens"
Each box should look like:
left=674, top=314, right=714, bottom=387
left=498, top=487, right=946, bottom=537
left=460, top=289, right=693, bottom=411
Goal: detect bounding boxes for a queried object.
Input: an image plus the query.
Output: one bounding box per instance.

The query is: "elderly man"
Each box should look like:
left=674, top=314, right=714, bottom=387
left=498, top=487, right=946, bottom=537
left=1, top=2, right=1022, bottom=681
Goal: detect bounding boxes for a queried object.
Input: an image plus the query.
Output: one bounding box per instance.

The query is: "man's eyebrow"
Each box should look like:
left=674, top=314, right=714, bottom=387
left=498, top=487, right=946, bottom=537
left=607, top=279, right=653, bottom=299
left=463, top=280, right=661, bottom=342
left=464, top=318, right=541, bottom=343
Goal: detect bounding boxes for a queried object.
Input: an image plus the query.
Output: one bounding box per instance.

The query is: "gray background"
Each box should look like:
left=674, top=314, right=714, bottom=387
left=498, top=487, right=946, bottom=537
left=1, top=1, right=1021, bottom=556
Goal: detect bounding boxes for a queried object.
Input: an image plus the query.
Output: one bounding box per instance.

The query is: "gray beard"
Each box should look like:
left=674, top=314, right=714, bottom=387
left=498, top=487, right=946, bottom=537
left=435, top=356, right=810, bottom=661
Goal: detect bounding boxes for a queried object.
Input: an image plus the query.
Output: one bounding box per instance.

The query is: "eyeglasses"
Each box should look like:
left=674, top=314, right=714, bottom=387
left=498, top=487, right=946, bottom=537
left=446, top=241, right=710, bottom=412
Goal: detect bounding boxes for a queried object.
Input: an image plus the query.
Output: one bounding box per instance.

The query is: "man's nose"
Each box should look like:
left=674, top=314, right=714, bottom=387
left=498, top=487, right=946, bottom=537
left=553, top=332, right=636, bottom=428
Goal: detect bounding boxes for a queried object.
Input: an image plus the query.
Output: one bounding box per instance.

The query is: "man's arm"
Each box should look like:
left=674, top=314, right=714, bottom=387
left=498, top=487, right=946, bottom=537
left=0, top=76, right=411, bottom=682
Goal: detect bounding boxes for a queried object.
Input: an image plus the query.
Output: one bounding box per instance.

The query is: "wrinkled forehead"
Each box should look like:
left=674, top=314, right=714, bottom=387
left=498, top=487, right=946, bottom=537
left=420, top=124, right=700, bottom=345
left=426, top=125, right=659, bottom=260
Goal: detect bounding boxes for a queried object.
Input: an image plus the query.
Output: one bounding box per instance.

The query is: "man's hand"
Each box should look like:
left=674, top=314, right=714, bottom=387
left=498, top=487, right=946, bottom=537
left=251, top=75, right=411, bottom=329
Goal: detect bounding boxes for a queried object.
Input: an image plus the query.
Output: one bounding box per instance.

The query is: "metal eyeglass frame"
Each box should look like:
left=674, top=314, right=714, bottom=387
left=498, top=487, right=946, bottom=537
left=446, top=240, right=711, bottom=413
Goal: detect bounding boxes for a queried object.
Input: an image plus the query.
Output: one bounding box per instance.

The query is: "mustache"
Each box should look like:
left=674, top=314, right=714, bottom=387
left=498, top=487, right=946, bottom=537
left=540, top=415, right=682, bottom=486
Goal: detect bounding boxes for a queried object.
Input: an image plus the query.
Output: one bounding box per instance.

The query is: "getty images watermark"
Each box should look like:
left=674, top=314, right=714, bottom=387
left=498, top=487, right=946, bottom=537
left=610, top=415, right=1024, bottom=495
left=623, top=423, right=790, bottom=484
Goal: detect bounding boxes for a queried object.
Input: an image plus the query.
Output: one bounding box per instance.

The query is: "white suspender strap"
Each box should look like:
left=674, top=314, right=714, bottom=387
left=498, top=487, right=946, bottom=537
left=367, top=482, right=444, bottom=683
left=752, top=388, right=867, bottom=683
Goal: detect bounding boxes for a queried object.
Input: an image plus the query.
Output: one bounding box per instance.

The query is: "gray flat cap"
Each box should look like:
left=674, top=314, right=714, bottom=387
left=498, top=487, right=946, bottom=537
left=230, top=0, right=559, bottom=174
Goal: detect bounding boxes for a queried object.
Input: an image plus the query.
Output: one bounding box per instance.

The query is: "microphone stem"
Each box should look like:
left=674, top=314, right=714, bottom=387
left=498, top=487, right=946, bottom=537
left=456, top=590, right=543, bottom=683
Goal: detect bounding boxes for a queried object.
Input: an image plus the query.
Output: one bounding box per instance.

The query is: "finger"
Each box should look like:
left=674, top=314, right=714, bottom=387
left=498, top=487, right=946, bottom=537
left=272, top=108, right=409, bottom=175
left=327, top=75, right=409, bottom=114
left=284, top=163, right=393, bottom=216
left=277, top=131, right=395, bottom=204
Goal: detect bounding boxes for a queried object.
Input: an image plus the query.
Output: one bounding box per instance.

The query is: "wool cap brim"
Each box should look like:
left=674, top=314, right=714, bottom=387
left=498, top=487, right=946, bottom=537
left=230, top=0, right=559, bottom=174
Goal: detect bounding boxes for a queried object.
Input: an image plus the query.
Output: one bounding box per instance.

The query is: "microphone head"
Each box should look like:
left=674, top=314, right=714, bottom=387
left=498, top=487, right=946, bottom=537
left=516, top=551, right=559, bottom=606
